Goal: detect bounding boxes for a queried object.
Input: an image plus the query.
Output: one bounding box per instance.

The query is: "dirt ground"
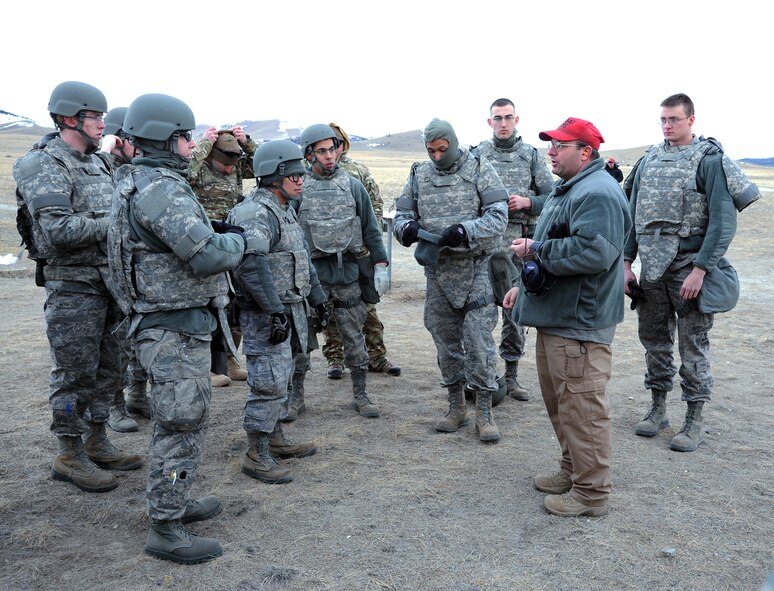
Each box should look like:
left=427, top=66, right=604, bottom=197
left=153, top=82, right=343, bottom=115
left=0, top=138, right=773, bottom=590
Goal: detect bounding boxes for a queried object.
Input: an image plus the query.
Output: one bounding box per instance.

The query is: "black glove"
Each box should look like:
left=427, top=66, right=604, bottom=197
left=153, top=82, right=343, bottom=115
left=268, top=312, right=290, bottom=345
left=312, top=303, right=330, bottom=333
left=626, top=280, right=646, bottom=310
left=211, top=220, right=247, bottom=249
left=440, top=223, right=466, bottom=248
left=401, top=220, right=421, bottom=246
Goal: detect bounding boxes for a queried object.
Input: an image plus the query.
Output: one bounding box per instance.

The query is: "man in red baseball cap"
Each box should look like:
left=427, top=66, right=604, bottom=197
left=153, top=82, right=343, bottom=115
left=503, top=116, right=631, bottom=517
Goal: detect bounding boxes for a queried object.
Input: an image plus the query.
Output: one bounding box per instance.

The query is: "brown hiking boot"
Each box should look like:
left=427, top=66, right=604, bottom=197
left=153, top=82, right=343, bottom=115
left=269, top=423, right=317, bottom=459
left=534, top=471, right=572, bottom=494
left=145, top=519, right=222, bottom=564
left=241, top=433, right=293, bottom=484
left=83, top=423, right=143, bottom=471
left=544, top=493, right=608, bottom=517
left=51, top=436, right=118, bottom=492
left=434, top=382, right=470, bottom=433
left=227, top=356, right=247, bottom=381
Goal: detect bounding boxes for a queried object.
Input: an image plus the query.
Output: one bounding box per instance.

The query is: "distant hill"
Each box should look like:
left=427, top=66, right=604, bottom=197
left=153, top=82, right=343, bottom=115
left=740, top=158, right=774, bottom=168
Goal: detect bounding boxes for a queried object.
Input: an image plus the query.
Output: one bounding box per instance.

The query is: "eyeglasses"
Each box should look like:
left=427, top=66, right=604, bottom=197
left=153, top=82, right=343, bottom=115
left=81, top=113, right=104, bottom=123
left=547, top=140, right=585, bottom=151
left=177, top=130, right=193, bottom=142
left=286, top=173, right=305, bottom=183
left=491, top=115, right=515, bottom=123
left=659, top=116, right=690, bottom=126
left=313, top=146, right=337, bottom=156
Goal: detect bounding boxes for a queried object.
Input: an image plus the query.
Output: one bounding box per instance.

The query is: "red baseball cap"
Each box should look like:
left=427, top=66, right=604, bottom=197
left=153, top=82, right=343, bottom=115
left=539, top=117, right=605, bottom=150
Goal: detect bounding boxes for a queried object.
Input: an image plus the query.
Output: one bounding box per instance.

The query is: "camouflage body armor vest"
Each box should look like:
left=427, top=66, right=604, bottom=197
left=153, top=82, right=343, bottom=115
left=231, top=189, right=311, bottom=304
left=127, top=167, right=229, bottom=313
left=17, top=137, right=113, bottom=267
left=635, top=138, right=710, bottom=282
left=414, top=150, right=497, bottom=258
left=476, top=139, right=541, bottom=248
left=298, top=168, right=363, bottom=259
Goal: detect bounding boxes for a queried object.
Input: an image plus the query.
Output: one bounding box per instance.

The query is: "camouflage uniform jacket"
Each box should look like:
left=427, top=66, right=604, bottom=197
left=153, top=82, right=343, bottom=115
left=474, top=136, right=554, bottom=246
left=13, top=135, right=113, bottom=292
left=624, top=137, right=737, bottom=282
left=187, top=137, right=257, bottom=221
left=339, top=153, right=384, bottom=220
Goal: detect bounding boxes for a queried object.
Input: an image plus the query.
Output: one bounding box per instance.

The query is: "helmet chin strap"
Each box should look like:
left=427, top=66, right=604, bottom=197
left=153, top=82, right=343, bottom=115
left=63, top=113, right=100, bottom=154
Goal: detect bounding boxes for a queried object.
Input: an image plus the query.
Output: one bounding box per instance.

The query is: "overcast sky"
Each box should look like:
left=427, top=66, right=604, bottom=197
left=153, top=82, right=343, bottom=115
left=3, top=1, right=771, bottom=158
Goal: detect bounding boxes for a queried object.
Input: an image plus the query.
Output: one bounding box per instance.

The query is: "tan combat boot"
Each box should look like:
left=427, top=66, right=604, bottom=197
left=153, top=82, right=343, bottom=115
left=282, top=370, right=307, bottom=423
left=474, top=390, right=501, bottom=442
left=210, top=372, right=231, bottom=387
left=434, top=382, right=470, bottom=433
left=241, top=432, right=293, bottom=484
left=227, top=356, right=247, bottom=381
left=505, top=360, right=529, bottom=401
left=144, top=519, right=223, bottom=564
left=51, top=436, right=118, bottom=492
left=108, top=389, right=138, bottom=433
left=125, top=380, right=151, bottom=419
left=670, top=401, right=705, bottom=452
left=635, top=390, right=669, bottom=437
left=269, top=422, right=317, bottom=459
left=351, top=367, right=379, bottom=418
left=83, top=422, right=143, bottom=471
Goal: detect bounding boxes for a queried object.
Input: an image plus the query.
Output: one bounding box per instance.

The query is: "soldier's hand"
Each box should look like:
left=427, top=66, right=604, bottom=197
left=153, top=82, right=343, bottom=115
left=313, top=303, right=329, bottom=332
left=268, top=312, right=290, bottom=345
left=440, top=224, right=467, bottom=248
left=400, top=220, right=421, bottom=246
left=203, top=127, right=219, bottom=143
left=373, top=263, right=390, bottom=296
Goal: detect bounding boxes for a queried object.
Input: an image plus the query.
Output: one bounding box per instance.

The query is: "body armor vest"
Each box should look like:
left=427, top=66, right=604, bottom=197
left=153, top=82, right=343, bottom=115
left=129, top=167, right=228, bottom=313
left=635, top=138, right=710, bottom=282
left=21, top=137, right=112, bottom=267
left=298, top=169, right=363, bottom=259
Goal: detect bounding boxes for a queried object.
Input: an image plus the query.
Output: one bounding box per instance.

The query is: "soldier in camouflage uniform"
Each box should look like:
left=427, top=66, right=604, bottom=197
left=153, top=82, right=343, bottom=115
left=320, top=122, right=400, bottom=380
left=472, top=98, right=554, bottom=402
left=297, top=124, right=390, bottom=419
left=624, top=93, right=738, bottom=453
left=100, top=106, right=151, bottom=433
left=13, top=81, right=143, bottom=494
left=188, top=126, right=257, bottom=387
left=393, top=118, right=508, bottom=442
left=228, top=140, right=328, bottom=484
left=115, top=93, right=245, bottom=563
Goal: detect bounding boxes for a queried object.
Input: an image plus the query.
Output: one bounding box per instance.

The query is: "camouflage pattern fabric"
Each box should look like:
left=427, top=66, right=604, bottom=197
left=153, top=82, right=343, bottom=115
left=187, top=137, right=257, bottom=221
left=135, top=328, right=211, bottom=522
left=424, top=259, right=498, bottom=391
left=637, top=261, right=714, bottom=402
left=321, top=282, right=368, bottom=369
left=322, top=302, right=388, bottom=368
left=240, top=309, right=293, bottom=432
left=498, top=255, right=526, bottom=362
left=634, top=139, right=710, bottom=282
left=46, top=289, right=123, bottom=435
left=339, top=154, right=384, bottom=221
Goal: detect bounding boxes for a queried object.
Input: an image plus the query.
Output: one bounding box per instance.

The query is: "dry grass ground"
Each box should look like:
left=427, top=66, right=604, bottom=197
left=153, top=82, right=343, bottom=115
left=0, top=133, right=773, bottom=590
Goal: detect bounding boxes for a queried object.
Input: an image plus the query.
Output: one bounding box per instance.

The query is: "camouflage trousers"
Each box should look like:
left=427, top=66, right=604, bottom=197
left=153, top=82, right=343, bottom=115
left=637, top=265, right=714, bottom=401
left=321, top=282, right=368, bottom=370
left=135, top=328, right=212, bottom=522
left=45, top=288, right=123, bottom=437
left=322, top=303, right=389, bottom=369
left=239, top=309, right=293, bottom=433
left=499, top=254, right=526, bottom=361
left=115, top=320, right=147, bottom=385
left=424, top=274, right=498, bottom=392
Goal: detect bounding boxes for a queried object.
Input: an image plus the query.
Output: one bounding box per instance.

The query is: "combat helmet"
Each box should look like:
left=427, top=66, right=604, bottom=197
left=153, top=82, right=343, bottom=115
left=254, top=140, right=306, bottom=188
left=48, top=81, right=107, bottom=118
left=124, top=93, right=195, bottom=143
left=103, top=107, right=128, bottom=137
left=299, top=124, right=339, bottom=156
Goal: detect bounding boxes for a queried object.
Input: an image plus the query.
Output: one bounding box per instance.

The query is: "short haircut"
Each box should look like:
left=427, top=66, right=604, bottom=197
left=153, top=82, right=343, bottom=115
left=661, top=93, right=694, bottom=117
left=490, top=98, right=515, bottom=112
